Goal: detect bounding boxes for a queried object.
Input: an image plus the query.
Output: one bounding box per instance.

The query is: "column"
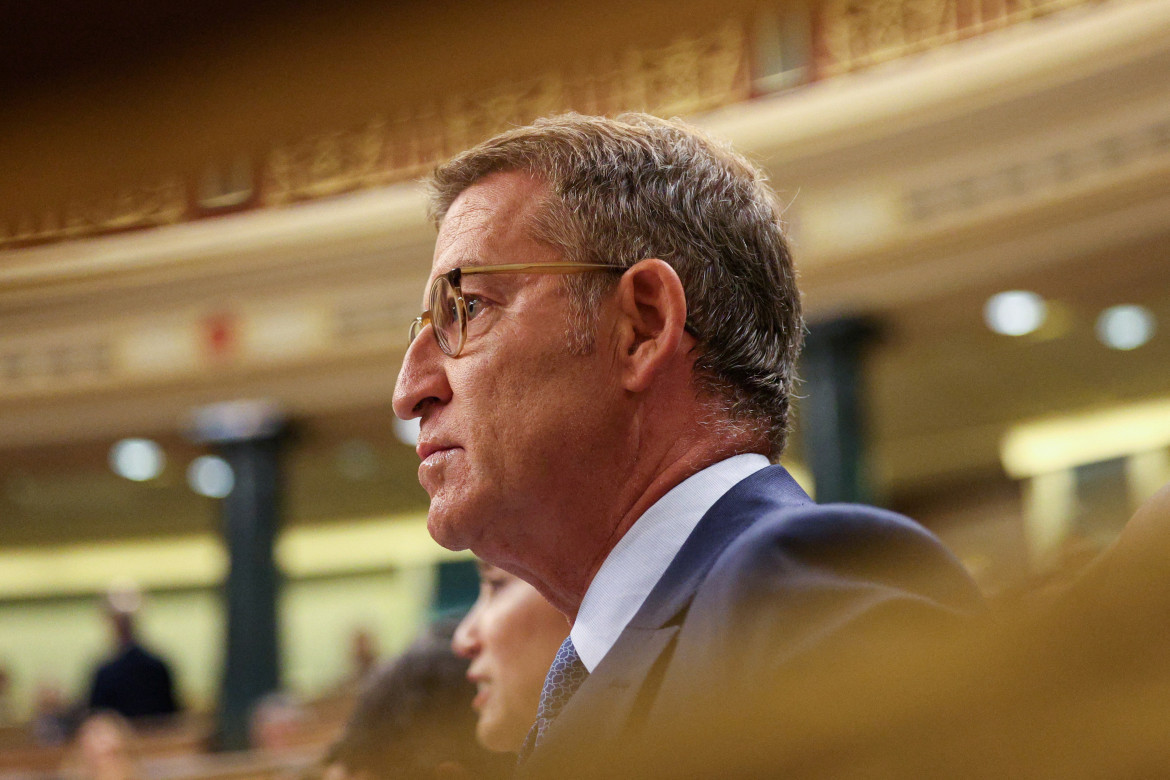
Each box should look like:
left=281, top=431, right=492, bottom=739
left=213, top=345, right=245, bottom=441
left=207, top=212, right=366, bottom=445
left=190, top=400, right=286, bottom=752
left=800, top=317, right=879, bottom=505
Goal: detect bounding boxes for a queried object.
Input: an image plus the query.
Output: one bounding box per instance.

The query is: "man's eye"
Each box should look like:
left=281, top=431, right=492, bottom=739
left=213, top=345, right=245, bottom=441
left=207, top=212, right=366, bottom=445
left=465, top=297, right=485, bottom=321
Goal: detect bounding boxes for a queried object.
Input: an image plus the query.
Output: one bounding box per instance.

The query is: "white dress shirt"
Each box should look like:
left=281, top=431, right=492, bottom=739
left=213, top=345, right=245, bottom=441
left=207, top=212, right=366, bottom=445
left=570, top=453, right=771, bottom=672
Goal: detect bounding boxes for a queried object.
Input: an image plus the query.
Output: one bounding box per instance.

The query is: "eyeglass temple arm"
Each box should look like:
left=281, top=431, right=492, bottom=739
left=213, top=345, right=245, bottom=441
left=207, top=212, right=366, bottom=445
left=458, top=262, right=626, bottom=275
left=458, top=263, right=701, bottom=336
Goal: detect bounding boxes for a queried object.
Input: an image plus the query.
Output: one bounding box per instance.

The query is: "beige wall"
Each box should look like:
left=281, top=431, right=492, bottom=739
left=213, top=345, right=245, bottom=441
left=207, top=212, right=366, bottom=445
left=0, top=564, right=436, bottom=721
left=0, top=513, right=463, bottom=721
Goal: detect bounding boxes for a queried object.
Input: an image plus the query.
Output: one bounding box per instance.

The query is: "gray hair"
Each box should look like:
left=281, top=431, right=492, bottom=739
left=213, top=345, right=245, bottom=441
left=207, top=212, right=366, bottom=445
left=427, top=113, right=803, bottom=457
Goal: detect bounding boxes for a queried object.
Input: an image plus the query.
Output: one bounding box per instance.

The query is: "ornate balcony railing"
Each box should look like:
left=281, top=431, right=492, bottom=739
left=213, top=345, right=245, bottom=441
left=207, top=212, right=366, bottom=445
left=0, top=0, right=1106, bottom=251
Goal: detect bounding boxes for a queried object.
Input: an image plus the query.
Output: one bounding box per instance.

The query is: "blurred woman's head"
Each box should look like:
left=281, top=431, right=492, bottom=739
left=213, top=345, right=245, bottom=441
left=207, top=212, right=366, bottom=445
left=69, top=711, right=139, bottom=780
left=328, top=620, right=510, bottom=780
left=452, top=563, right=568, bottom=752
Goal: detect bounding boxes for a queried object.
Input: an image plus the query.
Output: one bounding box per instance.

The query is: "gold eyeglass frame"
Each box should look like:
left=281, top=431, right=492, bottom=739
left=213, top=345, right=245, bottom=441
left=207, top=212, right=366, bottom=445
left=407, top=262, right=627, bottom=357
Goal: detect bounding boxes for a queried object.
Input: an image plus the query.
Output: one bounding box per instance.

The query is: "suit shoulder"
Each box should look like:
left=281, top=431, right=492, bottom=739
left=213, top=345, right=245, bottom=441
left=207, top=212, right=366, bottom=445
left=710, top=502, right=980, bottom=608
left=725, top=502, right=973, bottom=589
left=720, top=502, right=959, bottom=563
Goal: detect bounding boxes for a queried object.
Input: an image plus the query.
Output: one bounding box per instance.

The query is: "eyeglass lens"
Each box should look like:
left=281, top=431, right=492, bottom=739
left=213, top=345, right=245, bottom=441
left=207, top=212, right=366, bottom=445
left=429, top=275, right=463, bottom=356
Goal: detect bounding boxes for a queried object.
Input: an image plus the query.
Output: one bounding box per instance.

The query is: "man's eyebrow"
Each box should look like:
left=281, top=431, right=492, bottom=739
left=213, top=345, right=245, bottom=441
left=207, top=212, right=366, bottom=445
left=432, top=253, right=475, bottom=274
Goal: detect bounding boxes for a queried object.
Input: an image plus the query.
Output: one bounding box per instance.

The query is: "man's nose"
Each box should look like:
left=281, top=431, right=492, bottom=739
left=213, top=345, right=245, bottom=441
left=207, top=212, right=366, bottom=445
left=392, top=330, right=451, bottom=422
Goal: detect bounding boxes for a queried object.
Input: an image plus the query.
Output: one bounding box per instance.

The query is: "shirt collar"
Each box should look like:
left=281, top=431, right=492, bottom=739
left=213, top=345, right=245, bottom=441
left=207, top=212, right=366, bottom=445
left=570, top=453, right=771, bottom=671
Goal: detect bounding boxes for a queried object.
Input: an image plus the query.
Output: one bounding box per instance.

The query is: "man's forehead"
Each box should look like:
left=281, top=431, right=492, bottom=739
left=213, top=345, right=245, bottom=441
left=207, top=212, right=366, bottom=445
left=431, top=171, right=548, bottom=275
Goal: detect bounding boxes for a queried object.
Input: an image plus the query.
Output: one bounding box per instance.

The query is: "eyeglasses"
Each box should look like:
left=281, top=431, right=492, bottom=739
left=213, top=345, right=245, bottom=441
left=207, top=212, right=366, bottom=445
left=407, top=262, right=627, bottom=357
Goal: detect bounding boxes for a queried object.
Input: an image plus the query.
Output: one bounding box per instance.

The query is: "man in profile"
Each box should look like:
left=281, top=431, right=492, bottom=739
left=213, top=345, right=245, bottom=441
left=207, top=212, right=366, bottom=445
left=393, top=113, right=981, bottom=775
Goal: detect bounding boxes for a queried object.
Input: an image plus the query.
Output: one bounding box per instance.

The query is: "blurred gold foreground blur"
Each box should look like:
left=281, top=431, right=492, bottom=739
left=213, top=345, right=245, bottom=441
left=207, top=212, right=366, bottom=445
left=2, top=0, right=1170, bottom=777
left=539, top=485, right=1170, bottom=779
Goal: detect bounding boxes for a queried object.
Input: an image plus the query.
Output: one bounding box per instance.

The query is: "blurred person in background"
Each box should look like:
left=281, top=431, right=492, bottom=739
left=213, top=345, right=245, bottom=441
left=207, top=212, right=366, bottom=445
left=32, top=680, right=75, bottom=745
left=348, top=628, right=379, bottom=686
left=324, top=619, right=510, bottom=780
left=250, top=691, right=310, bottom=753
left=61, top=711, right=140, bottom=780
left=393, top=113, right=982, bottom=776
left=248, top=691, right=322, bottom=780
left=319, top=627, right=384, bottom=727
left=87, top=584, right=179, bottom=723
left=330, top=627, right=380, bottom=699
left=0, top=664, right=14, bottom=725
left=453, top=562, right=568, bottom=753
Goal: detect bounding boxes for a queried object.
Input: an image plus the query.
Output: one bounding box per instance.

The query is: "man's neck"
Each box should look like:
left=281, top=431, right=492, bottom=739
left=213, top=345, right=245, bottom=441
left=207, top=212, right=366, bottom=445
left=515, top=436, right=764, bottom=623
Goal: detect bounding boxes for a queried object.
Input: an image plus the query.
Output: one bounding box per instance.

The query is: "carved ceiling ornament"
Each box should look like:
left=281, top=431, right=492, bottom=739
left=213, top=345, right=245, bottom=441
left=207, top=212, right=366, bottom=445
left=0, top=22, right=747, bottom=251
left=3, top=178, right=187, bottom=250
left=816, top=0, right=1099, bottom=77
left=1, top=1, right=1106, bottom=251
left=260, top=21, right=749, bottom=208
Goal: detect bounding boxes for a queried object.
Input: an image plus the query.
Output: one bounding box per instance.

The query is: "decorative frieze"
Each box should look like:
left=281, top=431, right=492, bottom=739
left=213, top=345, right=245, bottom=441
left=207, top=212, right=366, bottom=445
left=0, top=0, right=1116, bottom=251
left=1, top=178, right=187, bottom=250
left=260, top=22, right=749, bottom=207
left=0, top=339, right=113, bottom=388
left=904, top=116, right=1170, bottom=223
left=0, top=290, right=409, bottom=399
left=814, top=0, right=1099, bottom=77
left=0, top=22, right=747, bottom=250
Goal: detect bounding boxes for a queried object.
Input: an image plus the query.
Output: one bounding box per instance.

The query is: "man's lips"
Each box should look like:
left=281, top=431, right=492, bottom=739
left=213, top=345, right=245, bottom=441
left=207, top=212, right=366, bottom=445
left=416, top=440, right=459, bottom=461
left=416, top=441, right=461, bottom=492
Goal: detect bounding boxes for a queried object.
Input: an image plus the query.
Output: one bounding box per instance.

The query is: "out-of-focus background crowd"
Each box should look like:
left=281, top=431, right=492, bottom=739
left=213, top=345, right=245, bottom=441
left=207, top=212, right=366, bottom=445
left=1, top=0, right=1169, bottom=777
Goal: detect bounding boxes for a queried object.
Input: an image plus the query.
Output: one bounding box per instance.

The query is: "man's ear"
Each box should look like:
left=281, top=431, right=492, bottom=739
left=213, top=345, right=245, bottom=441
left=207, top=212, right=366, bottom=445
left=613, top=259, right=689, bottom=393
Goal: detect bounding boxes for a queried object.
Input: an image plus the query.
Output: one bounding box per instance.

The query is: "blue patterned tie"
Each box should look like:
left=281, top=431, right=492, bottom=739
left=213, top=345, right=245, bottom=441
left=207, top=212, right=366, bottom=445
left=520, top=636, right=589, bottom=760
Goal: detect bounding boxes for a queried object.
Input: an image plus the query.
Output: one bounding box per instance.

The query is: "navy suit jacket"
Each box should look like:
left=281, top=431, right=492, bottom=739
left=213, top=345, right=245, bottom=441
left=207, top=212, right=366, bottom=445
left=519, top=465, right=982, bottom=777
left=89, top=642, right=180, bottom=720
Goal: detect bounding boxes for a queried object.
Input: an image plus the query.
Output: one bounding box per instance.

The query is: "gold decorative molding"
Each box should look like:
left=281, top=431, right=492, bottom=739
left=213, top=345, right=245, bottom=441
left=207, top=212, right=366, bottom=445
left=2, top=178, right=187, bottom=250
left=0, top=339, right=112, bottom=390
left=0, top=282, right=411, bottom=401
left=0, top=0, right=1126, bottom=252
left=261, top=21, right=749, bottom=207
left=814, top=0, right=1103, bottom=77
left=0, top=22, right=748, bottom=250
left=904, top=115, right=1170, bottom=223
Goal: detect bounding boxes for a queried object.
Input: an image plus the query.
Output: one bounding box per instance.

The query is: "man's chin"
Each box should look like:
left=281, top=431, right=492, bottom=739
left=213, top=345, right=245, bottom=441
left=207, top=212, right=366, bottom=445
left=425, top=509, right=473, bottom=552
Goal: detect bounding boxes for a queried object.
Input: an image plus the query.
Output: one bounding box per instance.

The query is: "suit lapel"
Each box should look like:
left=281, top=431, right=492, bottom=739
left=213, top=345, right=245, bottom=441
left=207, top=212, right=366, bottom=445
left=628, top=464, right=812, bottom=630
left=520, top=625, right=680, bottom=778
left=522, top=466, right=812, bottom=776
left=539, top=624, right=681, bottom=743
